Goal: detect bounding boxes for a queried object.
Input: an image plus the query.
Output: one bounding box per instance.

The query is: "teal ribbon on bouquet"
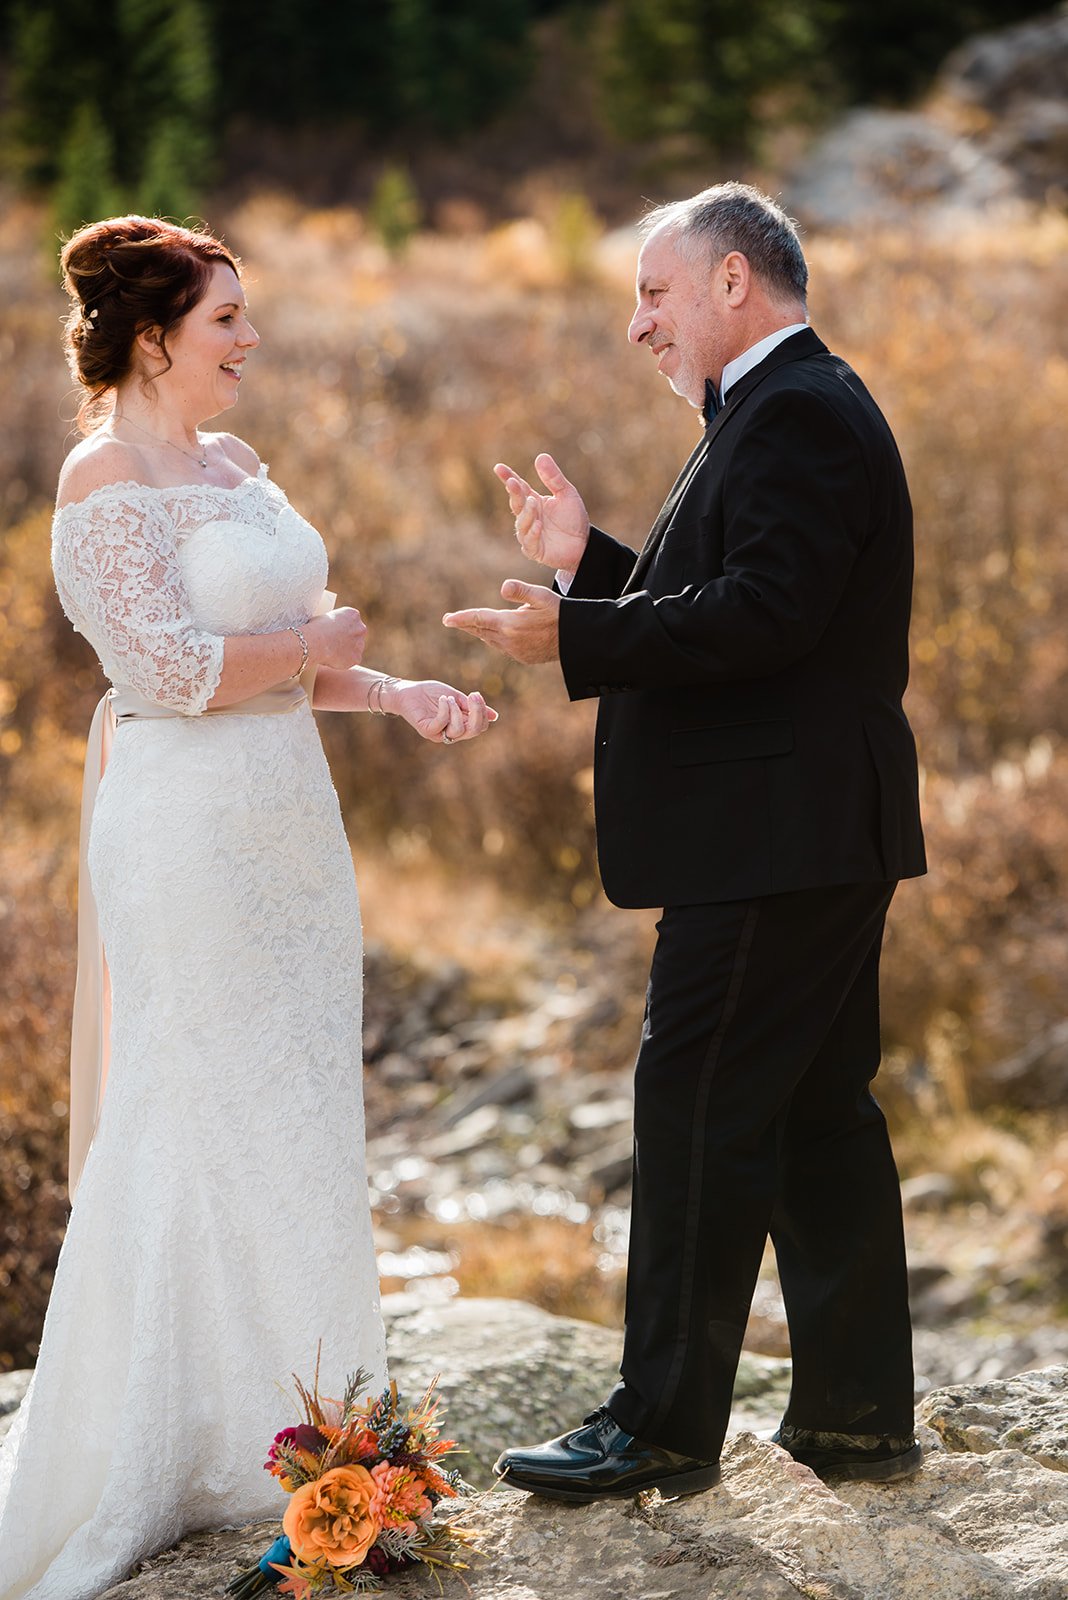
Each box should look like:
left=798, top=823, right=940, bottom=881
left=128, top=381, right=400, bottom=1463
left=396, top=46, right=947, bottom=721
left=227, top=1534, right=293, bottom=1597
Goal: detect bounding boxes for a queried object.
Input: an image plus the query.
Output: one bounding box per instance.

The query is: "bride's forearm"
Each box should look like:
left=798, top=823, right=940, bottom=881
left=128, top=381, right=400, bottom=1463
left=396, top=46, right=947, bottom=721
left=312, top=665, right=401, bottom=713
left=208, top=629, right=306, bottom=707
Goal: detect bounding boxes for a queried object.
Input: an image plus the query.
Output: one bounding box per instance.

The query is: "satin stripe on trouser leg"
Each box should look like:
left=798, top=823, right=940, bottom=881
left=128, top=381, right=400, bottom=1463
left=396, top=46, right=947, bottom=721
left=606, top=881, right=913, bottom=1463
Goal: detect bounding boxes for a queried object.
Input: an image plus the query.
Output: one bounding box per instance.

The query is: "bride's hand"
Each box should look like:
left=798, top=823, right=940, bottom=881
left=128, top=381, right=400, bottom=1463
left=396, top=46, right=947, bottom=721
left=385, top=680, right=498, bottom=744
left=304, top=608, right=367, bottom=670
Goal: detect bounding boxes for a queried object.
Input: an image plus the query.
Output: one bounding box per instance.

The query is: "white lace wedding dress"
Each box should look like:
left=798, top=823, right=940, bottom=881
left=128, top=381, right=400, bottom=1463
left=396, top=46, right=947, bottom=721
left=0, top=467, right=387, bottom=1600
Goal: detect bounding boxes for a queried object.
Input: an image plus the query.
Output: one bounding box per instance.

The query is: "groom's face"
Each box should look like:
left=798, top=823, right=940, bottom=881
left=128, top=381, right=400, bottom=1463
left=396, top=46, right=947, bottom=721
left=628, top=228, right=727, bottom=408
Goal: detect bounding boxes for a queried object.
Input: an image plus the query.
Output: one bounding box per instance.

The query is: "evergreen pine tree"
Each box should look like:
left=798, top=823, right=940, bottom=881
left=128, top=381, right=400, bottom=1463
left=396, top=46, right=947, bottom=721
left=8, top=0, right=122, bottom=184
left=119, top=0, right=214, bottom=210
left=388, top=0, right=436, bottom=125
left=387, top=0, right=531, bottom=137
left=602, top=0, right=820, bottom=155
left=136, top=118, right=198, bottom=219
left=52, top=101, right=123, bottom=239
left=369, top=163, right=422, bottom=257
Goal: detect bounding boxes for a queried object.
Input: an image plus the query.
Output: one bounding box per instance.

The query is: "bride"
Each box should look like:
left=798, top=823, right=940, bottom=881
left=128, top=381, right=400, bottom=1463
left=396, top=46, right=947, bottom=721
left=0, top=215, right=496, bottom=1600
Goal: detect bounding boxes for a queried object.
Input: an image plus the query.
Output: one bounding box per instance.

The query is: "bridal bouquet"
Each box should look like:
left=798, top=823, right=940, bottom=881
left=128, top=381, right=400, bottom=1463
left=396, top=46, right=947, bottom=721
left=227, top=1354, right=478, bottom=1597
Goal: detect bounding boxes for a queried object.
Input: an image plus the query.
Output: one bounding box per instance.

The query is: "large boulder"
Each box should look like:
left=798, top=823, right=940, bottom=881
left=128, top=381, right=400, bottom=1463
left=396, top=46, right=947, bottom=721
left=8, top=1302, right=1068, bottom=1594
left=99, top=1421, right=1068, bottom=1598
left=0, top=1369, right=31, bottom=1445
left=787, top=9, right=1068, bottom=226
left=919, top=1366, right=1068, bottom=1470
left=381, top=1293, right=791, bottom=1487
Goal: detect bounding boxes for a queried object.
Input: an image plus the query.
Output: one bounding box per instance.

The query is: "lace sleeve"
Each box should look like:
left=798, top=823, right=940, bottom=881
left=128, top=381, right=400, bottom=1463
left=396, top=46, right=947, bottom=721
left=51, top=485, right=225, bottom=714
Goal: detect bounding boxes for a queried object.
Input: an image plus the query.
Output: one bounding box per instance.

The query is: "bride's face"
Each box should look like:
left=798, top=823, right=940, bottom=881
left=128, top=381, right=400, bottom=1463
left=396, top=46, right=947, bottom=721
left=143, top=262, right=260, bottom=420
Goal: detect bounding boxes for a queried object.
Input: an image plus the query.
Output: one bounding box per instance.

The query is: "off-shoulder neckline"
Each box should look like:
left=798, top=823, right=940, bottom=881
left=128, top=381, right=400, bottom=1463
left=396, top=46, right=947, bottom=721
left=53, top=462, right=273, bottom=520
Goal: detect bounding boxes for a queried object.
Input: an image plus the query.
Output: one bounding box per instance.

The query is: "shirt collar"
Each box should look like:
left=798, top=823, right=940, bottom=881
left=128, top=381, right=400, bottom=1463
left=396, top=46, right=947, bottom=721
left=718, top=322, right=810, bottom=406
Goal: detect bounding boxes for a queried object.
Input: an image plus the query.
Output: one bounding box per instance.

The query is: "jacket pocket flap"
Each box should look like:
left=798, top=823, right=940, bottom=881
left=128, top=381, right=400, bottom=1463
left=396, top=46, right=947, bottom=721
left=670, top=719, right=794, bottom=765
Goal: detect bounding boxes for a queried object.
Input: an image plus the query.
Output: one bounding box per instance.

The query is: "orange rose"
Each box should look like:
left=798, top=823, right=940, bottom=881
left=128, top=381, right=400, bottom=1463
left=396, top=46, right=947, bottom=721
left=282, top=1465, right=380, bottom=1568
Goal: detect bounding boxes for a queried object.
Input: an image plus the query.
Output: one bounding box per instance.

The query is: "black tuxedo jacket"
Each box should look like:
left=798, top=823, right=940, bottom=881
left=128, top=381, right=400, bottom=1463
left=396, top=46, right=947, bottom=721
left=557, top=327, right=927, bottom=909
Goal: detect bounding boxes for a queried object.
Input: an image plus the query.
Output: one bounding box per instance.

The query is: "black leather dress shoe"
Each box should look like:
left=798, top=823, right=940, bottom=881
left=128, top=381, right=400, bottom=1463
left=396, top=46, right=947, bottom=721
left=771, top=1425, right=923, bottom=1483
left=493, top=1405, right=721, bottom=1503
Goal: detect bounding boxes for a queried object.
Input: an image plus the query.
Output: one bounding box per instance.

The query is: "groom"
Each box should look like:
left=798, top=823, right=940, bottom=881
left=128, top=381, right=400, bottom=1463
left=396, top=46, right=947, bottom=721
left=444, top=182, right=926, bottom=1499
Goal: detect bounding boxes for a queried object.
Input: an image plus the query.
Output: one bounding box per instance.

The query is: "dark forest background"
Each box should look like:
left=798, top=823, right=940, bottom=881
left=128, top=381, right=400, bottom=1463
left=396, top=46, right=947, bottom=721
left=0, top=0, right=1048, bottom=229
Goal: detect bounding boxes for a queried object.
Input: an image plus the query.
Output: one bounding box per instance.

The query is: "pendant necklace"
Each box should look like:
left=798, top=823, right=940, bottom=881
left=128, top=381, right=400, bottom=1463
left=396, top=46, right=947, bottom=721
left=113, top=415, right=209, bottom=469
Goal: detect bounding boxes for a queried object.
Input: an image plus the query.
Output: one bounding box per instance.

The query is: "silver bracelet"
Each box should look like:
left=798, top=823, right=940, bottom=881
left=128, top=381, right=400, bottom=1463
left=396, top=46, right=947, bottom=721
left=287, top=625, right=309, bottom=679
left=368, top=675, right=399, bottom=714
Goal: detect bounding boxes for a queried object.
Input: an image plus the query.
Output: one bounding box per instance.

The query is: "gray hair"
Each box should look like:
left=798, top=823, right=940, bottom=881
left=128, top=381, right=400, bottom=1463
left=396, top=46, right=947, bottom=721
left=639, top=182, right=808, bottom=304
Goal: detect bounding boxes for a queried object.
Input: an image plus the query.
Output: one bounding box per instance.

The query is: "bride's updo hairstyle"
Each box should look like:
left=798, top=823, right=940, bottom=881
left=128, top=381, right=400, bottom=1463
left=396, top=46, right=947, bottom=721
left=60, top=216, right=241, bottom=433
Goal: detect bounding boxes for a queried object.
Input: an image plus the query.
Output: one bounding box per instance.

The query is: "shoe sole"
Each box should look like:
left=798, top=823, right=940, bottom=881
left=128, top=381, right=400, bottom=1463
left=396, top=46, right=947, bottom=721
left=816, top=1443, right=924, bottom=1483
left=495, top=1462, right=722, bottom=1503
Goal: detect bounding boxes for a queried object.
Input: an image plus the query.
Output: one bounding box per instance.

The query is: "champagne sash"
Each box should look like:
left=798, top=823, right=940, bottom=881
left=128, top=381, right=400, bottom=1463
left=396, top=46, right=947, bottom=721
left=68, top=595, right=335, bottom=1201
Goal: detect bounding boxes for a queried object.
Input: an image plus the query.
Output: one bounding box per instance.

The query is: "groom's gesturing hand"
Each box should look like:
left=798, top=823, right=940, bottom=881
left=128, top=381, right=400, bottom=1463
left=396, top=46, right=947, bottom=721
left=443, top=580, right=561, bottom=664
left=494, top=454, right=590, bottom=577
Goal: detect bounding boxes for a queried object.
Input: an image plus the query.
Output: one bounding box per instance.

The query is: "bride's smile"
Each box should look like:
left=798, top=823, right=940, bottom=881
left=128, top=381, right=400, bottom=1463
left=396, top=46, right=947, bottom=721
left=140, top=260, right=260, bottom=425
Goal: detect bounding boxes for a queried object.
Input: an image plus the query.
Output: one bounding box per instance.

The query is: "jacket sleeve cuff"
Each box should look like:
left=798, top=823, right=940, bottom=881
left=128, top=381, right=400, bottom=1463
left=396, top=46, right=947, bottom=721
left=556, top=526, right=637, bottom=600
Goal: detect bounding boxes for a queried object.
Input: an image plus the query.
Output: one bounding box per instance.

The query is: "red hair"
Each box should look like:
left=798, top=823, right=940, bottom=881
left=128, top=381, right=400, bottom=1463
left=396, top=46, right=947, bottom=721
left=60, top=215, right=242, bottom=433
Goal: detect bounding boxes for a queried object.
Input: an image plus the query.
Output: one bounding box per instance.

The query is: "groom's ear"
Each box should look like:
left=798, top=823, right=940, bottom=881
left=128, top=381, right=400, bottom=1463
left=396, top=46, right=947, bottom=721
left=721, top=250, right=750, bottom=306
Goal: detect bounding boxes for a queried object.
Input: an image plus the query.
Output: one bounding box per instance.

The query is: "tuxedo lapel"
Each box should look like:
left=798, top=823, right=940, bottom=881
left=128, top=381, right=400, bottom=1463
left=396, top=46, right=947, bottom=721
left=624, top=433, right=710, bottom=593
left=713, top=327, right=827, bottom=426
left=623, top=329, right=828, bottom=593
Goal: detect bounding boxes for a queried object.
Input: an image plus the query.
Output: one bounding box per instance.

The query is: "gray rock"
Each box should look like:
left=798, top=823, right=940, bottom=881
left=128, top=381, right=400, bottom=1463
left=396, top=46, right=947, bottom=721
left=786, top=108, right=1021, bottom=229
left=909, top=1256, right=954, bottom=1295
left=982, top=1020, right=1068, bottom=1110
left=423, top=1105, right=504, bottom=1159
left=913, top=1321, right=1068, bottom=1396
left=571, top=1138, right=634, bottom=1194
left=943, top=11, right=1068, bottom=116
left=787, top=10, right=1068, bottom=226
left=442, top=1064, right=537, bottom=1128
left=0, top=1369, right=32, bottom=1443
left=382, top=1295, right=791, bottom=1488
left=568, top=1097, right=633, bottom=1133
left=901, top=1172, right=960, bottom=1212
left=0, top=1369, right=32, bottom=1416
left=99, top=1423, right=1068, bottom=1599
left=919, top=1366, right=1068, bottom=1470
left=9, top=1314, right=1068, bottom=1596
left=100, top=1522, right=280, bottom=1598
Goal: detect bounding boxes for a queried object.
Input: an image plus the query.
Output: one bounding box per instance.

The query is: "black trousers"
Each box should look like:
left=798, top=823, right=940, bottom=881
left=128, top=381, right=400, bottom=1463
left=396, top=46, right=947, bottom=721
left=607, top=881, right=914, bottom=1462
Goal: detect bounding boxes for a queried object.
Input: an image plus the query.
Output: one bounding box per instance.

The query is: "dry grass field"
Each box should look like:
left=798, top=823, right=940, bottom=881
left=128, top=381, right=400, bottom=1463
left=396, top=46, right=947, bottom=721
left=1, top=193, right=1066, bottom=1364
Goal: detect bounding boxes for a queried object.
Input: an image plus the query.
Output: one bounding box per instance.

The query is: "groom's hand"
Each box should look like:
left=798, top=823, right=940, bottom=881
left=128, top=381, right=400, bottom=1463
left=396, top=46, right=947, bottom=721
left=443, top=580, right=560, bottom=664
left=494, top=455, right=590, bottom=575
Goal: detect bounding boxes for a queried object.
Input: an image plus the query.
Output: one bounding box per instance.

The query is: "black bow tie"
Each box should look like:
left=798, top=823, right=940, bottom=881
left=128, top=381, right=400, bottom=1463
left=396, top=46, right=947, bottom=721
left=702, top=378, right=721, bottom=426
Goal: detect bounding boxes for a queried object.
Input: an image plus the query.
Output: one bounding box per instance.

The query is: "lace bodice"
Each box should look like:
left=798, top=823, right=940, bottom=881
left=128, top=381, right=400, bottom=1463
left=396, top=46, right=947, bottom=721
left=51, top=467, right=330, bottom=713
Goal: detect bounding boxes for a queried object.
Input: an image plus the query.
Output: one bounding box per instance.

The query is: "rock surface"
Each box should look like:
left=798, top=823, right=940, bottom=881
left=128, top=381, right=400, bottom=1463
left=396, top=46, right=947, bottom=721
left=920, top=1366, right=1068, bottom=1471
left=0, top=1369, right=31, bottom=1445
left=379, top=1294, right=791, bottom=1487
left=97, top=1422, right=1068, bottom=1599
left=985, top=1022, right=1068, bottom=1111
left=788, top=9, right=1068, bottom=226
left=9, top=1299, right=1042, bottom=1597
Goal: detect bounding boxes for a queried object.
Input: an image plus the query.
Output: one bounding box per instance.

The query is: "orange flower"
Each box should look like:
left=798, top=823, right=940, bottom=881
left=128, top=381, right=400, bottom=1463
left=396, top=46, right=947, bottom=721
left=421, top=1463, right=459, bottom=1499
left=369, top=1462, right=432, bottom=1535
left=282, top=1465, right=380, bottom=1568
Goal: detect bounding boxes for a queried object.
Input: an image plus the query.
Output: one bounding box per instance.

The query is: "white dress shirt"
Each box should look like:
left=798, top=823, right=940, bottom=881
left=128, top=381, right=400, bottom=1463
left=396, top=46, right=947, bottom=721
left=718, top=321, right=808, bottom=403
